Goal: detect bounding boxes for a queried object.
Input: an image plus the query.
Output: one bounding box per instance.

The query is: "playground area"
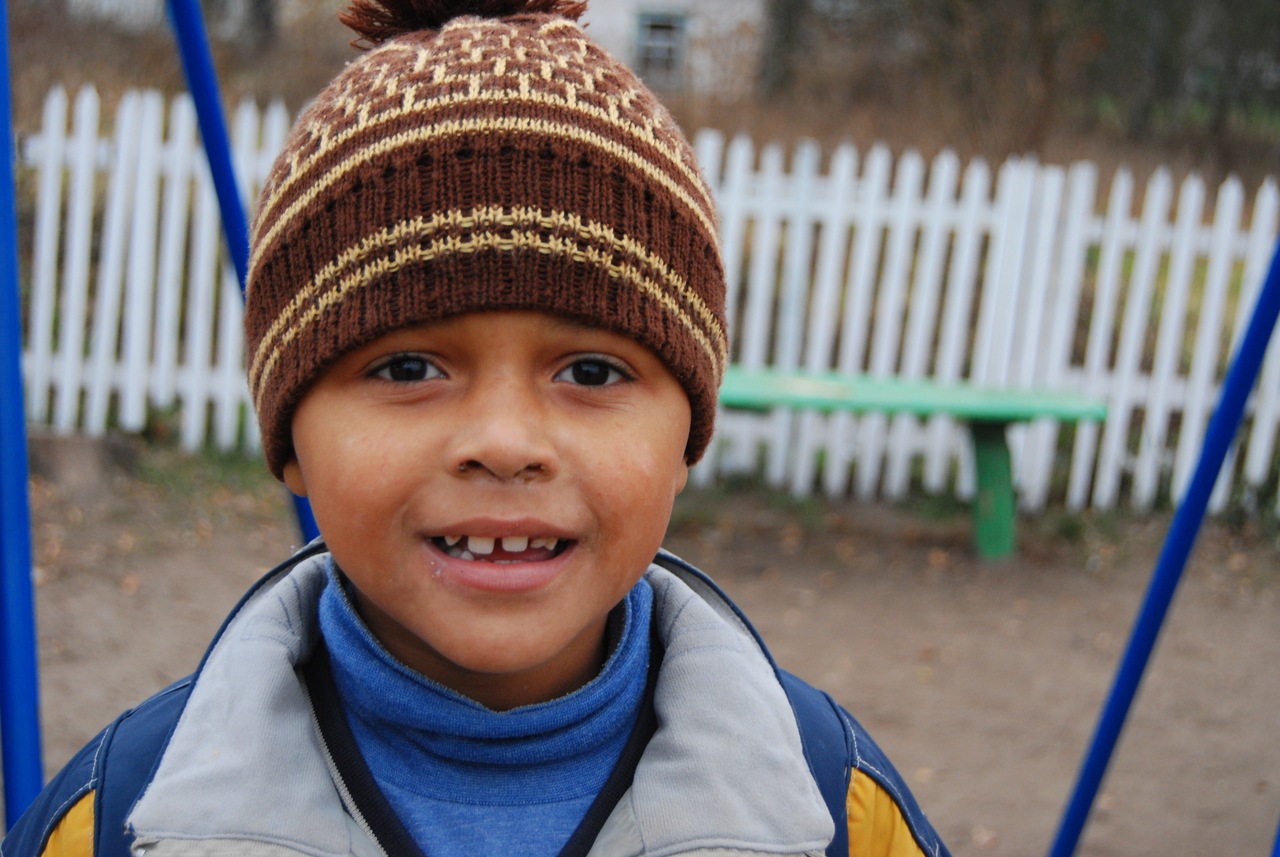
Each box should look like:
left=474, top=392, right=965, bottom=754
left=2, top=3, right=1279, bottom=854
left=16, top=433, right=1280, bottom=856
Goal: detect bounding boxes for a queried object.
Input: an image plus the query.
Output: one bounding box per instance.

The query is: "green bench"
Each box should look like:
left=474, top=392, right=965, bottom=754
left=717, top=367, right=1108, bottom=559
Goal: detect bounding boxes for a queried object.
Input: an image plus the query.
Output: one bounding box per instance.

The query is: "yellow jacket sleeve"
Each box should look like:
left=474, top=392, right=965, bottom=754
left=847, top=772, right=929, bottom=857
left=36, top=791, right=95, bottom=857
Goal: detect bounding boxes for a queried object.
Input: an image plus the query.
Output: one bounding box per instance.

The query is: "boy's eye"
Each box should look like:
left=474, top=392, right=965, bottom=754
left=371, top=354, right=442, bottom=383
left=555, top=358, right=629, bottom=387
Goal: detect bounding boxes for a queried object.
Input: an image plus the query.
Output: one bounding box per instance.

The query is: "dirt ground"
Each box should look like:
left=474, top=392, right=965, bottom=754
left=9, top=434, right=1280, bottom=856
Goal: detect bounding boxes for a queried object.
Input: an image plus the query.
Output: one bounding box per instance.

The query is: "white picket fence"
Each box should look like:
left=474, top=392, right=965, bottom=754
left=16, top=86, right=1280, bottom=514
left=68, top=0, right=165, bottom=30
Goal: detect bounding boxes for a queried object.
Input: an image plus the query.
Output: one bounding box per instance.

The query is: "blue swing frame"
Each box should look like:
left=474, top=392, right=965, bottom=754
left=0, top=0, right=316, bottom=831
left=2, top=4, right=1279, bottom=852
left=0, top=0, right=43, bottom=829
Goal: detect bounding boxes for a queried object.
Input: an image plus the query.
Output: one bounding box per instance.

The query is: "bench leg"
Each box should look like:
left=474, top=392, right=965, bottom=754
left=970, top=421, right=1015, bottom=559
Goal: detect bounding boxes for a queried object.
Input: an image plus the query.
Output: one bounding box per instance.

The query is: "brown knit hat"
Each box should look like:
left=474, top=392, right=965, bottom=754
left=245, top=0, right=727, bottom=478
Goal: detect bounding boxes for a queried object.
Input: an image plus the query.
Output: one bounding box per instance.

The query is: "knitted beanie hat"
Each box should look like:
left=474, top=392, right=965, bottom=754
left=245, top=0, right=728, bottom=477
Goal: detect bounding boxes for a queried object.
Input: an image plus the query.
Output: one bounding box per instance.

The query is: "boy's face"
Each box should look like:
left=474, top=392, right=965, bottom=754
left=283, top=311, right=690, bottom=710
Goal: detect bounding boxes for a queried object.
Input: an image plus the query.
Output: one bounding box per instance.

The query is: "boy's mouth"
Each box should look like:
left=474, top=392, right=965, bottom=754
left=432, top=535, right=570, bottom=563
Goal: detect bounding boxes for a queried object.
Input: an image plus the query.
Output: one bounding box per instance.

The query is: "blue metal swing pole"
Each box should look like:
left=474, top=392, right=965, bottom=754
left=165, top=0, right=317, bottom=541
left=0, top=0, right=46, bottom=829
left=1047, top=234, right=1280, bottom=857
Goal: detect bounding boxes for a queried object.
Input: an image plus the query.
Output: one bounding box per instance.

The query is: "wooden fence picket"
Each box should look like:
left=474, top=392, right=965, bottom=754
left=790, top=143, right=859, bottom=496
left=181, top=153, right=221, bottom=452
left=52, top=87, right=100, bottom=435
left=152, top=94, right=197, bottom=408
left=998, top=164, right=1060, bottom=501
left=1131, top=175, right=1206, bottom=510
left=1094, top=170, right=1174, bottom=509
left=17, top=86, right=1280, bottom=518
left=858, top=149, right=922, bottom=500
left=1025, top=161, right=1097, bottom=510
left=1068, top=169, right=1133, bottom=509
left=923, top=157, right=991, bottom=499
left=1241, top=182, right=1280, bottom=506
left=1185, top=178, right=1245, bottom=513
left=1009, top=164, right=1066, bottom=507
left=27, top=86, right=67, bottom=425
left=85, top=90, right=140, bottom=436
left=740, top=142, right=787, bottom=483
left=121, top=90, right=165, bottom=435
left=883, top=149, right=959, bottom=498
left=828, top=144, right=891, bottom=498
left=766, top=139, right=822, bottom=488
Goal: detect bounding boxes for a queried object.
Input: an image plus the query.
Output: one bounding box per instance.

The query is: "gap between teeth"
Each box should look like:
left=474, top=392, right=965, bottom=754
left=442, top=535, right=560, bottom=556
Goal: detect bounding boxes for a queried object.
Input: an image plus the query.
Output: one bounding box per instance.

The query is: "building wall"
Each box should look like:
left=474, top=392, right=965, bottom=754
left=580, top=0, right=765, bottom=97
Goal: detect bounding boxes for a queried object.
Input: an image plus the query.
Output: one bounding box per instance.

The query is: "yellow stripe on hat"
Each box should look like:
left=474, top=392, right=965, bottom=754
left=249, top=91, right=716, bottom=282
left=249, top=206, right=726, bottom=389
left=251, top=212, right=726, bottom=411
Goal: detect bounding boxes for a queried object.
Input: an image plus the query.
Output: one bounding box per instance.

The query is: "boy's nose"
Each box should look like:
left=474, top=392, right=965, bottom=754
left=447, top=385, right=556, bottom=482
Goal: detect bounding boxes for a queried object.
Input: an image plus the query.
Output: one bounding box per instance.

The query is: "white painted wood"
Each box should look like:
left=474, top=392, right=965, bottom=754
left=689, top=129, right=725, bottom=488
left=858, top=149, right=924, bottom=499
left=1094, top=170, right=1174, bottom=510
left=974, top=158, right=1035, bottom=387
left=765, top=140, right=820, bottom=487
left=1010, top=165, right=1065, bottom=507
left=740, top=143, right=784, bottom=371
left=152, top=95, right=197, bottom=407
left=1028, top=162, right=1097, bottom=510
left=121, top=90, right=164, bottom=433
left=85, top=91, right=141, bottom=436
left=1240, top=182, right=1280, bottom=499
left=16, top=87, right=1280, bottom=517
left=181, top=158, right=220, bottom=452
left=1176, top=178, right=1242, bottom=511
left=1068, top=169, right=1134, bottom=508
left=884, top=150, right=959, bottom=497
left=53, top=87, right=100, bottom=434
left=718, top=134, right=754, bottom=355
left=924, top=158, right=992, bottom=499
left=825, top=144, right=891, bottom=498
left=27, top=87, right=68, bottom=424
left=1131, top=175, right=1205, bottom=509
left=211, top=99, right=258, bottom=449
left=790, top=144, right=859, bottom=496
left=1099, top=169, right=1177, bottom=508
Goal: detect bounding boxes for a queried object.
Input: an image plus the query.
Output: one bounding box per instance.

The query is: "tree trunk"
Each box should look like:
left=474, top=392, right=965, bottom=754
left=759, top=0, right=806, bottom=99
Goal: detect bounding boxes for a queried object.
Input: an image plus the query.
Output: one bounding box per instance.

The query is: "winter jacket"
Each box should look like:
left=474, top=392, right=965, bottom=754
left=3, top=544, right=950, bottom=857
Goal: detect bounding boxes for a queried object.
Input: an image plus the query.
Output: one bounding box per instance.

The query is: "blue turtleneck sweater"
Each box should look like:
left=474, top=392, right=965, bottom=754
left=318, top=566, right=652, bottom=856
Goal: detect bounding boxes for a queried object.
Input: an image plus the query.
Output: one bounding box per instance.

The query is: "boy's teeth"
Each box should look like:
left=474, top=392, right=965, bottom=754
left=467, top=536, right=495, bottom=555
left=438, top=535, right=563, bottom=558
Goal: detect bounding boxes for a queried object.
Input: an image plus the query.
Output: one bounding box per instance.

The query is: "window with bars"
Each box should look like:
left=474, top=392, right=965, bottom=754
left=636, top=13, right=688, bottom=90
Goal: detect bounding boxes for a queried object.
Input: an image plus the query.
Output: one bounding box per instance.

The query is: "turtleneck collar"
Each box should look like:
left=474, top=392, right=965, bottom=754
left=318, top=562, right=652, bottom=803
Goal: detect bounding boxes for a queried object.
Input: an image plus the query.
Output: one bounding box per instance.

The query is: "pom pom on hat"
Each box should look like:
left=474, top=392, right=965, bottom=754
left=340, top=0, right=587, bottom=44
left=246, top=0, right=727, bottom=477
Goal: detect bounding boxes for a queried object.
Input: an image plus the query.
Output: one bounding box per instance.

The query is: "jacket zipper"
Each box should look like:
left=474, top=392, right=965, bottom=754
left=305, top=683, right=389, bottom=857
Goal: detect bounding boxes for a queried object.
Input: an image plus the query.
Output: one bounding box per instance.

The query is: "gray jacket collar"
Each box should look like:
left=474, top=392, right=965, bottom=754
left=128, top=551, right=832, bottom=857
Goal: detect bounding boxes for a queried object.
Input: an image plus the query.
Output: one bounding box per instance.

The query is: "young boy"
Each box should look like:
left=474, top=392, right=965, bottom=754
left=5, top=1, right=951, bottom=855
